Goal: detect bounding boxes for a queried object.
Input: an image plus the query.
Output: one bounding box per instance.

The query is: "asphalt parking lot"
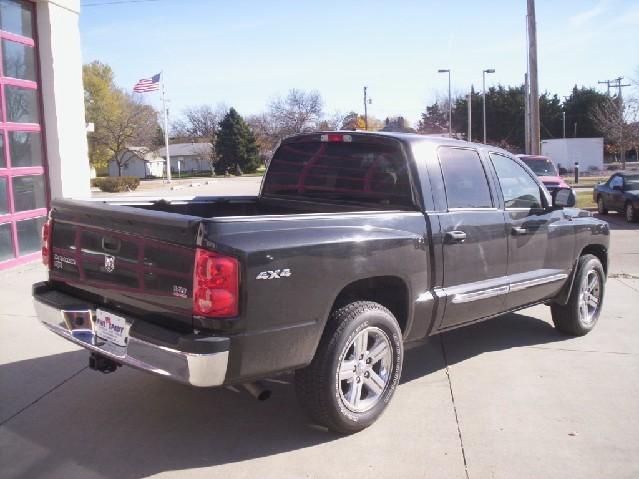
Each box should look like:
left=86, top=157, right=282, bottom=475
left=1, top=211, right=637, bottom=479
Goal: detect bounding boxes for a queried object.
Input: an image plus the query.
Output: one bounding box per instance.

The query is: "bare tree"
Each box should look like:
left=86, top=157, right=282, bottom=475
left=268, top=89, right=324, bottom=137
left=172, top=104, right=226, bottom=140
left=592, top=97, right=639, bottom=168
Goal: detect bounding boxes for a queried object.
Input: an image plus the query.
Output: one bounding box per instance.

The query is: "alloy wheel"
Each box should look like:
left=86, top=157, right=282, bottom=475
left=337, top=326, right=393, bottom=413
left=579, top=269, right=601, bottom=325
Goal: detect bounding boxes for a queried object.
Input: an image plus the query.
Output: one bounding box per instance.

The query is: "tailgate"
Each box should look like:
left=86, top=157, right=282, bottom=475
left=48, top=199, right=201, bottom=331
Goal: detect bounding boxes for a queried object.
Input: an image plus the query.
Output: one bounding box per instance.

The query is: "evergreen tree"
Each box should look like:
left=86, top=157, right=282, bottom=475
left=214, top=108, right=260, bottom=175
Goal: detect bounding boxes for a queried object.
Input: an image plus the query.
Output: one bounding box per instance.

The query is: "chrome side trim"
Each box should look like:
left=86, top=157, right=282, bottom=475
left=452, top=286, right=509, bottom=304
left=416, top=291, right=434, bottom=302
left=451, top=273, right=568, bottom=304
left=509, top=273, right=568, bottom=292
left=33, top=300, right=229, bottom=387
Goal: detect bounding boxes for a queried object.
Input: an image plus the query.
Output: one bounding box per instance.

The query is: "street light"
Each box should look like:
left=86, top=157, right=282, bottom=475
left=438, top=69, right=452, bottom=137
left=482, top=68, right=495, bottom=144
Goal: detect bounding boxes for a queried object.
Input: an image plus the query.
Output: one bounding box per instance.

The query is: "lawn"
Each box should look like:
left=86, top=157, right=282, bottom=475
left=576, top=190, right=596, bottom=209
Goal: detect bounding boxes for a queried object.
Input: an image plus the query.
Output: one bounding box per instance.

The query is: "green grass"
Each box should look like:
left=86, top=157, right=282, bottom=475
left=576, top=190, right=596, bottom=209
left=565, top=176, right=607, bottom=187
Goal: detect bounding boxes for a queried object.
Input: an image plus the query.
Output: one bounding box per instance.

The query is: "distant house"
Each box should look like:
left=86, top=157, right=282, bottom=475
left=157, top=142, right=213, bottom=175
left=108, top=147, right=165, bottom=178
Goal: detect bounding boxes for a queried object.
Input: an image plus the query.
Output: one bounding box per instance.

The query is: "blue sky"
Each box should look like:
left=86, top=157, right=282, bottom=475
left=80, top=0, right=639, bottom=125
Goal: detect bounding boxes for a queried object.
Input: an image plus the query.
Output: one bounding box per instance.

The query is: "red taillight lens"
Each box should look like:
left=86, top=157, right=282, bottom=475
left=193, top=248, right=239, bottom=317
left=41, top=219, right=52, bottom=268
left=320, top=133, right=352, bottom=143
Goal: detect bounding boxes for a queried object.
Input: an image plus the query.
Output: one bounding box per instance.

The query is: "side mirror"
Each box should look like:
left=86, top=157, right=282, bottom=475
left=613, top=185, right=623, bottom=191
left=552, top=187, right=575, bottom=208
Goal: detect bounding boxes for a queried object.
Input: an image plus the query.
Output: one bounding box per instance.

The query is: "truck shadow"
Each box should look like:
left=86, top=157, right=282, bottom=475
left=1, top=311, right=565, bottom=479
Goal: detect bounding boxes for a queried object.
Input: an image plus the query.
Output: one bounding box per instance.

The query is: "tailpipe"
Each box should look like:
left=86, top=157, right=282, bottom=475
left=242, top=381, right=271, bottom=401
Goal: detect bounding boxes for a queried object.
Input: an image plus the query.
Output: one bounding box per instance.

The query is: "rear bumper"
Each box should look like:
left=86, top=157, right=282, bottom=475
left=32, top=282, right=229, bottom=387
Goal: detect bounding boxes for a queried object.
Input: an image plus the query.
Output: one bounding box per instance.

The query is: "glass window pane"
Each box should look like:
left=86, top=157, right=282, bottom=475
left=5, top=86, right=40, bottom=123
left=0, top=177, right=8, bottom=214
left=2, top=40, right=36, bottom=80
left=490, top=154, right=542, bottom=209
left=12, top=174, right=45, bottom=212
left=0, top=135, right=5, bottom=168
left=439, top=147, right=493, bottom=209
left=9, top=131, right=41, bottom=166
left=16, top=215, right=43, bottom=254
left=0, top=222, right=14, bottom=262
left=0, top=0, right=32, bottom=38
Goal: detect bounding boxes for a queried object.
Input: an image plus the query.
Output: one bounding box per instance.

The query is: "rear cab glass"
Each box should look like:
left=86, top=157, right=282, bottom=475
left=262, top=136, right=415, bottom=209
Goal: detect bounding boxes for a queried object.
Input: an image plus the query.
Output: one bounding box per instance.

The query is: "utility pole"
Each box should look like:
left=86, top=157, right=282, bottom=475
left=562, top=111, right=566, bottom=138
left=482, top=69, right=495, bottom=144
left=524, top=73, right=530, bottom=154
left=608, top=77, right=631, bottom=166
left=598, top=79, right=612, bottom=96
left=467, top=87, right=473, bottom=141
left=438, top=69, right=452, bottom=137
left=527, top=0, right=541, bottom=155
left=363, top=86, right=368, bottom=130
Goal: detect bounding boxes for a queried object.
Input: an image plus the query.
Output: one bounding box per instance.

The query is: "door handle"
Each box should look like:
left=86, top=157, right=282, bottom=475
left=445, top=230, right=467, bottom=243
left=512, top=226, right=529, bottom=236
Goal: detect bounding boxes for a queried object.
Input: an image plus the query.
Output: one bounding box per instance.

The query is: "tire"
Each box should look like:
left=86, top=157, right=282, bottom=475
left=597, top=196, right=608, bottom=215
left=551, top=254, right=605, bottom=336
left=295, top=301, right=403, bottom=434
left=625, top=202, right=637, bottom=223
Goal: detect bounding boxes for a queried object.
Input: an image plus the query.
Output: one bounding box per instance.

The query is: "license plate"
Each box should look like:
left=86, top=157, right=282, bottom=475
left=95, top=309, right=130, bottom=347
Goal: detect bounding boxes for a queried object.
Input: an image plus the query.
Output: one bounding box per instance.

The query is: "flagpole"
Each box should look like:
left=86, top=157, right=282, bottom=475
left=161, top=72, right=172, bottom=182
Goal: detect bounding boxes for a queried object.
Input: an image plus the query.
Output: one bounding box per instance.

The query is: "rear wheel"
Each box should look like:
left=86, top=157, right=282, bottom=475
left=625, top=202, right=637, bottom=223
left=597, top=196, right=608, bottom=215
left=551, top=254, right=604, bottom=336
left=295, top=301, right=403, bottom=434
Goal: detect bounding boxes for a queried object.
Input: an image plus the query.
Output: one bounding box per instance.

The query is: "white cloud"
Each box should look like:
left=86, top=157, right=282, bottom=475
left=569, top=0, right=611, bottom=27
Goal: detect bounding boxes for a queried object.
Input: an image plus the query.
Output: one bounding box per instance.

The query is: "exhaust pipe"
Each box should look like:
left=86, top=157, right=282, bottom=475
left=242, top=381, right=271, bottom=401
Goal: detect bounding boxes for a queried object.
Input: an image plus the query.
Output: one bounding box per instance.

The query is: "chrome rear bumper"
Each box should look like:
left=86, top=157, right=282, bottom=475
left=33, top=282, right=229, bottom=387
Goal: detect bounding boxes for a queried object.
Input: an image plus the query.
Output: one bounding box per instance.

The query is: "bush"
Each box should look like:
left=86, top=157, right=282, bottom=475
left=92, top=176, right=140, bottom=192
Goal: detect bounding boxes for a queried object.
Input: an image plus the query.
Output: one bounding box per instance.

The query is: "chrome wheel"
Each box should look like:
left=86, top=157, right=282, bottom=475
left=337, top=326, right=392, bottom=413
left=579, top=269, right=601, bottom=325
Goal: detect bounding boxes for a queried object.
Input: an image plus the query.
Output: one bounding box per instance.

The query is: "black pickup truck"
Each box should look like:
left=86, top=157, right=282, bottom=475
left=34, top=132, right=609, bottom=434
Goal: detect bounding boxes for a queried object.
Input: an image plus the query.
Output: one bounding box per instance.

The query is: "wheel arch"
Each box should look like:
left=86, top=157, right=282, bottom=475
left=553, top=244, right=608, bottom=305
left=330, top=276, right=411, bottom=335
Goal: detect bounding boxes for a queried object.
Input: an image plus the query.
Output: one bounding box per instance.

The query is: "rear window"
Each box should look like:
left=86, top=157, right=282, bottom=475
left=262, top=140, right=414, bottom=208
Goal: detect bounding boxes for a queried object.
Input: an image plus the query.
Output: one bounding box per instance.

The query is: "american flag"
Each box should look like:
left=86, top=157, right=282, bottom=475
left=133, top=73, right=161, bottom=93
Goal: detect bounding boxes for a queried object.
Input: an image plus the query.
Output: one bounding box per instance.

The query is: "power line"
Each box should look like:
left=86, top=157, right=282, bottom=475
left=82, top=0, right=162, bottom=7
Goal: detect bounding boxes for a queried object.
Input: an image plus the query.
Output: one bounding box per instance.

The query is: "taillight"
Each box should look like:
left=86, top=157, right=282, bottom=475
left=41, top=219, right=52, bottom=268
left=193, top=248, right=239, bottom=318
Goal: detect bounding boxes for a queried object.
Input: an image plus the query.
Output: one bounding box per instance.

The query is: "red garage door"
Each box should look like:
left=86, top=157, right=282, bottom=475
left=0, top=0, right=48, bottom=270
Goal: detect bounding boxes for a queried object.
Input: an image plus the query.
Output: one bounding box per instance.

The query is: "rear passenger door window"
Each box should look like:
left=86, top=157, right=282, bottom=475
left=438, top=147, right=493, bottom=209
left=490, top=154, right=543, bottom=209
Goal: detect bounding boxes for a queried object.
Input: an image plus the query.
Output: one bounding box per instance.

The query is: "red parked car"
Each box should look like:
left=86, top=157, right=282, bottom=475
left=517, top=155, right=570, bottom=192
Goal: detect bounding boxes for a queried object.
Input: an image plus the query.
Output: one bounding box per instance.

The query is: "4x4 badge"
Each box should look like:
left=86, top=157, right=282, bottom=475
left=256, top=269, right=291, bottom=280
left=104, top=254, right=115, bottom=273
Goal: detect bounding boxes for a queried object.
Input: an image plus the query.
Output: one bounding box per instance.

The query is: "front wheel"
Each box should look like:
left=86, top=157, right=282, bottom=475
left=597, top=196, right=608, bottom=215
left=551, top=254, right=605, bottom=336
left=625, top=202, right=637, bottom=223
left=295, top=301, right=403, bottom=434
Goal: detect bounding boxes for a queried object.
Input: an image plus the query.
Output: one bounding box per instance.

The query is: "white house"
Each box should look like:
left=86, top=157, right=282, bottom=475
left=156, top=142, right=213, bottom=175
left=108, top=147, right=165, bottom=178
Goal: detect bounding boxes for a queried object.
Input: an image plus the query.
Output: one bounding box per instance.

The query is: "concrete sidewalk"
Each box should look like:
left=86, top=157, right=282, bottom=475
left=0, top=216, right=638, bottom=479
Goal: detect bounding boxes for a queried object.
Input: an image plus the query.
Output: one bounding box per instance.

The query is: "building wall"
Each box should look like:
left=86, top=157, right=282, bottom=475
left=36, top=0, right=89, bottom=199
left=541, top=138, right=604, bottom=172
